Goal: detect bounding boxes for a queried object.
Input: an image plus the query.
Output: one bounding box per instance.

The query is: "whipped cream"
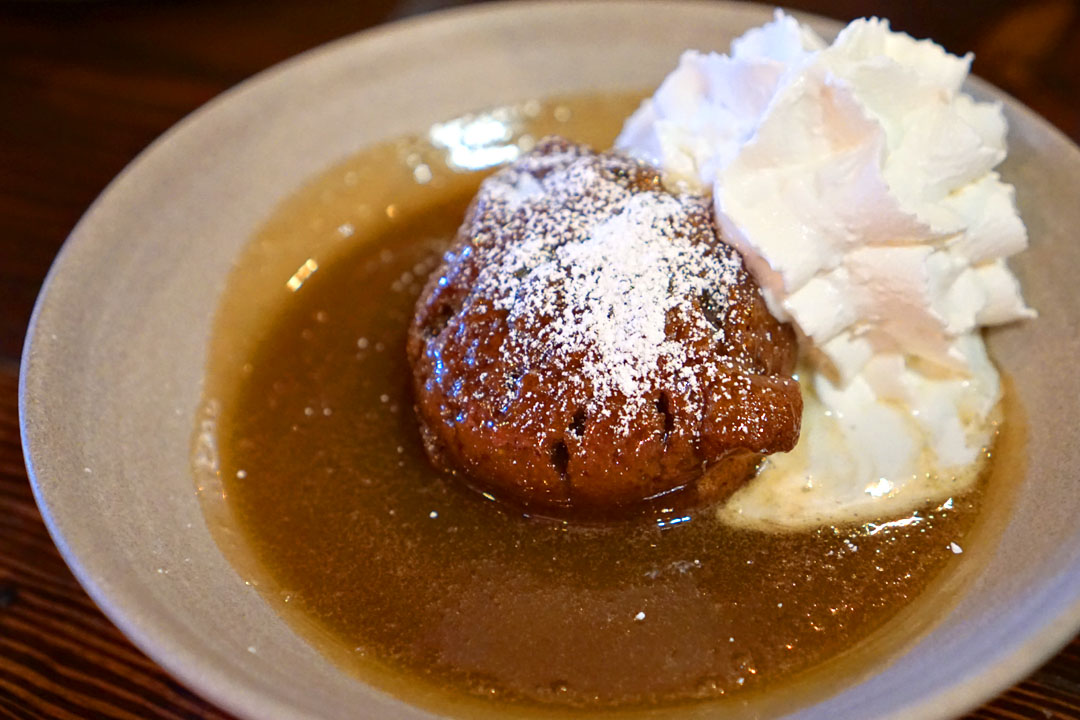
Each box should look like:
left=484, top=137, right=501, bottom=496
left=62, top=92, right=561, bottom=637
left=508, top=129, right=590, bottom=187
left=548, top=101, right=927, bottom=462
left=617, top=12, right=1034, bottom=528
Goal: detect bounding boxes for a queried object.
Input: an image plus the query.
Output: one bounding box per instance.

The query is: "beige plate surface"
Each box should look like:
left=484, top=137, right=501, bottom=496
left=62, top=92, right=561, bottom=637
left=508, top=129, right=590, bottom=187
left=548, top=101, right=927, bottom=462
left=19, top=2, right=1080, bottom=719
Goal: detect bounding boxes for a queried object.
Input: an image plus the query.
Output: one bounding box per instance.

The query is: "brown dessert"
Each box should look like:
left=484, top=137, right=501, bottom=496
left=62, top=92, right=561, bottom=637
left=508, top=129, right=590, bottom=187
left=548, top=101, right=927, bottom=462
left=197, top=97, right=1005, bottom=712
left=407, top=137, right=801, bottom=513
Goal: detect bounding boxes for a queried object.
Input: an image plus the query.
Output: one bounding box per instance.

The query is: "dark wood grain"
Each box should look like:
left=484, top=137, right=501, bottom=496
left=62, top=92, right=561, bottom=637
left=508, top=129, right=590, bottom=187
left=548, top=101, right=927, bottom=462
left=1, top=0, right=1078, bottom=718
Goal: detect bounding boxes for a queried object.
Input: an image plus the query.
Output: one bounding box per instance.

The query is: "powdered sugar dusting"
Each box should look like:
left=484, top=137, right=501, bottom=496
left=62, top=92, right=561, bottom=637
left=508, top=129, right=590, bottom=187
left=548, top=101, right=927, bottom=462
left=473, top=143, right=743, bottom=429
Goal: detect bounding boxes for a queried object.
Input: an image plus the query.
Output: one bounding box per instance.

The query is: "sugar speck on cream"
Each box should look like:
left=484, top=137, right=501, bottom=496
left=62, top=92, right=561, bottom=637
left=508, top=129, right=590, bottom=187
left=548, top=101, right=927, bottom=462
left=618, top=11, right=1034, bottom=528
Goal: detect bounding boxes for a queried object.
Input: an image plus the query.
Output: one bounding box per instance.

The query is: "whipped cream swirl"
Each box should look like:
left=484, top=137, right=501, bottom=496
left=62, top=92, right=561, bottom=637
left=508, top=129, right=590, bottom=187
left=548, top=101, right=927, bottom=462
left=618, top=11, right=1034, bottom=527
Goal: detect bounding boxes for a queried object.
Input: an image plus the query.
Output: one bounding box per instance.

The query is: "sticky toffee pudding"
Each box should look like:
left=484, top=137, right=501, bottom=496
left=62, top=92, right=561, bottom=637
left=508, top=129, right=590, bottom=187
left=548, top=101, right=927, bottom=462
left=196, top=96, right=1004, bottom=712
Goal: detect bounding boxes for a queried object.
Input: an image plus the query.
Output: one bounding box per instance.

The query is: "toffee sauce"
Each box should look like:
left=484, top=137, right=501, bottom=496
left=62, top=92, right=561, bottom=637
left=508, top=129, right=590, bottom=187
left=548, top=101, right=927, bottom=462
left=198, top=95, right=1007, bottom=713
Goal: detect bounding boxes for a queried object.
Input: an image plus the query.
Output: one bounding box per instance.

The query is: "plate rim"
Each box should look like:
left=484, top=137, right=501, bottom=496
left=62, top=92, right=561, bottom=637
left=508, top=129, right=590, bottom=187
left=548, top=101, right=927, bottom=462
left=19, top=2, right=1080, bottom=719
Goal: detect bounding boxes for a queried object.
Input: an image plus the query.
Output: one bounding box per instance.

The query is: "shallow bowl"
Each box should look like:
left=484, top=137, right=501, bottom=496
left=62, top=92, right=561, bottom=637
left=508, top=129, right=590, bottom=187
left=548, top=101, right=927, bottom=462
left=19, top=2, right=1080, bottom=718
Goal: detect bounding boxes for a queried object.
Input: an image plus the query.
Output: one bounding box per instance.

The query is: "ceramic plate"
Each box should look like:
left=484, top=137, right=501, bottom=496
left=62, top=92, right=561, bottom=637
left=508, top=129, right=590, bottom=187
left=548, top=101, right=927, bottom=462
left=20, top=2, right=1080, bottom=718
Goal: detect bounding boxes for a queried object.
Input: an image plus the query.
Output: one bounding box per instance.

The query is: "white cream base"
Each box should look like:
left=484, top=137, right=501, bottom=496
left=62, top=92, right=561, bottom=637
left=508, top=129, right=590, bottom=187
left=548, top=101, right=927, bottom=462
left=720, top=334, right=1001, bottom=530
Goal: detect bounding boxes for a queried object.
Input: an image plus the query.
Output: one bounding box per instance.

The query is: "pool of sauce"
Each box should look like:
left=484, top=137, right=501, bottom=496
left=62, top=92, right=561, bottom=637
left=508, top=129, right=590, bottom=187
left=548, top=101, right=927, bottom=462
left=196, top=95, right=1013, bottom=713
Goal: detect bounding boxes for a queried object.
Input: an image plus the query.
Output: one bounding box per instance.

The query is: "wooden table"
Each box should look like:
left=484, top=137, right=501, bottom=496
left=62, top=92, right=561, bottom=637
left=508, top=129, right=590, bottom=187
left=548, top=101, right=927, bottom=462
left=1, top=1, right=1078, bottom=717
